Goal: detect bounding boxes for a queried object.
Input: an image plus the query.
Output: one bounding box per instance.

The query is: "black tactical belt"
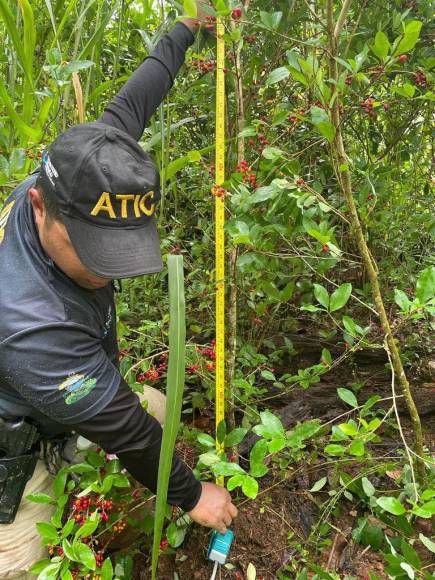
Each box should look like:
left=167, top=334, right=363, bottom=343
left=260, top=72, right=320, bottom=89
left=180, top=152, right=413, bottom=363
left=0, top=418, right=40, bottom=524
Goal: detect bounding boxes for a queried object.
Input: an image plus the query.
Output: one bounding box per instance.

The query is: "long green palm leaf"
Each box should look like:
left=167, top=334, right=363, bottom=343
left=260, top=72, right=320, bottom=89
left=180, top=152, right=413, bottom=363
left=151, top=255, right=187, bottom=580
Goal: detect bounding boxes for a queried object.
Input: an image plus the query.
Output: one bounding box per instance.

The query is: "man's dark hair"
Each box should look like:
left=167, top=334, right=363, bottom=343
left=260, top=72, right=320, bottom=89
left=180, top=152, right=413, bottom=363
left=35, top=175, right=62, bottom=222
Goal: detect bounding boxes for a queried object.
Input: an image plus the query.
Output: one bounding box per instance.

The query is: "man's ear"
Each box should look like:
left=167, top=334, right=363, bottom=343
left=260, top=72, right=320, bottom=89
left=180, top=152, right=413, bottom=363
left=28, top=187, right=46, bottom=226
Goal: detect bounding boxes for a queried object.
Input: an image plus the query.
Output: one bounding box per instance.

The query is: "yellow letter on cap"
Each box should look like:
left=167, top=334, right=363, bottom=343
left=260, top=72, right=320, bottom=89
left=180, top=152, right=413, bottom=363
left=139, top=191, right=155, bottom=216
left=91, top=192, right=116, bottom=219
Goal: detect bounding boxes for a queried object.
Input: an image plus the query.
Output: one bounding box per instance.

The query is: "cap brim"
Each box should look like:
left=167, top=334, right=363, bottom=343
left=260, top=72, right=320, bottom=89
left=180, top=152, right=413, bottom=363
left=63, top=215, right=163, bottom=278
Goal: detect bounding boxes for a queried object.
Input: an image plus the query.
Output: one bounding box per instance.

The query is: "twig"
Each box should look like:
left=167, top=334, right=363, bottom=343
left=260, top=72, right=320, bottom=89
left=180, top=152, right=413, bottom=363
left=334, top=0, right=353, bottom=44
left=384, top=339, right=418, bottom=501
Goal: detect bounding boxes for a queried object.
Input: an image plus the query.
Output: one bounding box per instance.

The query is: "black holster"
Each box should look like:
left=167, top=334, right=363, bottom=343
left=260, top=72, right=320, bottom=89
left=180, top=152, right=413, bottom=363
left=0, top=418, right=40, bottom=524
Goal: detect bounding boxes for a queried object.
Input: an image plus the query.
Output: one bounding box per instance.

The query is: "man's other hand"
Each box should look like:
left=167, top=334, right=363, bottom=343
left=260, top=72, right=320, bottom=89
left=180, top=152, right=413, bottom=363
left=181, top=1, right=211, bottom=34
left=187, top=482, right=238, bottom=533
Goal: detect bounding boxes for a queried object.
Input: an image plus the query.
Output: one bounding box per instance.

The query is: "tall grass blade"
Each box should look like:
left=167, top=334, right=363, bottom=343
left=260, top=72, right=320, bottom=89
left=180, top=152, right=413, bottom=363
left=18, top=0, right=36, bottom=124
left=0, top=78, right=40, bottom=142
left=0, top=0, right=32, bottom=85
left=151, top=255, right=186, bottom=580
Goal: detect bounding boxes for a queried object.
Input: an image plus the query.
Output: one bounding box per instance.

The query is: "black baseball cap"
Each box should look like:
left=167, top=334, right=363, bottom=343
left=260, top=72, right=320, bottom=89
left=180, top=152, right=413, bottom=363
left=37, top=122, right=163, bottom=278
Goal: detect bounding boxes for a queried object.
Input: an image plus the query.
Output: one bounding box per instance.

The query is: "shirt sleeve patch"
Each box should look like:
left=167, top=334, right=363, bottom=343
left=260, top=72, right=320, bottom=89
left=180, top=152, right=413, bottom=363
left=59, top=373, right=98, bottom=405
left=0, top=201, right=15, bottom=245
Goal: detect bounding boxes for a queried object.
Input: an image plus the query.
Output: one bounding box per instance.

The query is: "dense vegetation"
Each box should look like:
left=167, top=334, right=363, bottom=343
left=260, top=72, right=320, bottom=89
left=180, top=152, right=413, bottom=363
left=0, top=0, right=433, bottom=578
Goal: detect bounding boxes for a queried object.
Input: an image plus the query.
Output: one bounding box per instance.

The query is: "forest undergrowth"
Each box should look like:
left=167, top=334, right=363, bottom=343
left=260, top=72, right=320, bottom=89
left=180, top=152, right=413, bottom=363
left=0, top=0, right=434, bottom=578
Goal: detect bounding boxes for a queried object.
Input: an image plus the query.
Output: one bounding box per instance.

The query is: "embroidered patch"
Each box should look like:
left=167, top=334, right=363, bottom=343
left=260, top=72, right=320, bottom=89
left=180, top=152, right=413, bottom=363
left=58, top=373, right=97, bottom=405
left=0, top=201, right=15, bottom=245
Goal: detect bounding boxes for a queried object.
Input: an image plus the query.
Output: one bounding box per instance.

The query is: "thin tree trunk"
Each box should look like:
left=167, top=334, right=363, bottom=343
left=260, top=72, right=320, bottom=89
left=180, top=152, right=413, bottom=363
left=225, top=0, right=251, bottom=432
left=325, top=0, right=426, bottom=484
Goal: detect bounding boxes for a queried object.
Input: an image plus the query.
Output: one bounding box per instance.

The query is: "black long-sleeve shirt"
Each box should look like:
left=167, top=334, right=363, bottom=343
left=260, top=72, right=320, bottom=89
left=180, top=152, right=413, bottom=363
left=0, top=22, right=202, bottom=512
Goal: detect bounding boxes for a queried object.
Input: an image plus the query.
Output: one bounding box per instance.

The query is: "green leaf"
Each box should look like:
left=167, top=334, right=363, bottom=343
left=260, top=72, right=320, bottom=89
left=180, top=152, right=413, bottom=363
left=66, top=463, right=96, bottom=474
left=183, top=0, right=197, bottom=17
left=393, top=83, right=416, bottom=98
left=313, top=284, right=329, bottom=309
left=61, top=518, right=75, bottom=539
left=36, top=521, right=60, bottom=541
left=416, top=266, right=434, bottom=303
left=166, top=521, right=187, bottom=548
left=225, top=428, right=247, bottom=447
left=260, top=10, right=282, bottom=30
left=187, top=150, right=201, bottom=162
left=362, top=477, right=376, bottom=497
left=151, top=256, right=187, bottom=580
left=330, top=283, right=352, bottom=312
left=26, top=492, right=54, bottom=504
left=286, top=421, right=321, bottom=448
left=101, top=556, right=114, bottom=580
left=310, top=477, right=327, bottom=492
left=268, top=437, right=286, bottom=453
left=29, top=559, right=51, bottom=574
left=394, top=20, right=423, bottom=56
left=217, top=419, right=227, bottom=444
left=37, top=563, right=61, bottom=580
left=338, top=422, right=358, bottom=436
left=241, top=475, right=259, bottom=499
left=371, top=31, right=390, bottom=61
left=74, top=513, right=100, bottom=540
left=253, top=410, right=284, bottom=438
left=75, top=542, right=96, bottom=570
left=337, top=387, right=358, bottom=407
left=419, top=533, right=435, bottom=554
left=112, top=474, right=130, bottom=488
left=62, top=539, right=78, bottom=562
left=247, top=562, right=257, bottom=580
left=227, top=474, right=245, bottom=491
left=63, top=60, right=94, bottom=75
left=199, top=451, right=220, bottom=466
left=401, top=539, right=421, bottom=570
left=249, top=439, right=269, bottom=478
left=324, top=444, right=345, bottom=456
left=213, top=461, right=245, bottom=477
left=260, top=370, right=276, bottom=381
left=266, top=67, right=290, bottom=85
left=412, top=500, right=435, bottom=518
left=197, top=433, right=216, bottom=447
left=354, top=519, right=384, bottom=550
left=262, top=146, right=284, bottom=160
left=315, top=121, right=336, bottom=143
left=53, top=469, right=68, bottom=498
left=100, top=474, right=114, bottom=494
left=376, top=496, right=406, bottom=515
left=394, top=289, right=411, bottom=312
left=349, top=439, right=365, bottom=456
left=228, top=220, right=250, bottom=245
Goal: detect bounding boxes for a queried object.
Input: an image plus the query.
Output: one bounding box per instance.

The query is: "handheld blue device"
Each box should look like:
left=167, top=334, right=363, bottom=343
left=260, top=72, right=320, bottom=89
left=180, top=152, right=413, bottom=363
left=207, top=529, right=234, bottom=564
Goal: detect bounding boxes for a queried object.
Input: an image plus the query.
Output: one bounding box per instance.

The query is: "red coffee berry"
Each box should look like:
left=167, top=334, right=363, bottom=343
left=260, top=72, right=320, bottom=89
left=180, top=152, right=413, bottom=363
left=296, top=178, right=305, bottom=186
left=322, top=244, right=329, bottom=253
left=231, top=8, right=242, bottom=19
left=398, top=54, right=407, bottom=62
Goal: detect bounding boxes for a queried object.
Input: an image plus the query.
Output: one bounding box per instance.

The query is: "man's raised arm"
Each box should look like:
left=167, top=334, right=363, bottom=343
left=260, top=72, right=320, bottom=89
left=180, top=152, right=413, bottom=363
left=99, top=15, right=202, bottom=141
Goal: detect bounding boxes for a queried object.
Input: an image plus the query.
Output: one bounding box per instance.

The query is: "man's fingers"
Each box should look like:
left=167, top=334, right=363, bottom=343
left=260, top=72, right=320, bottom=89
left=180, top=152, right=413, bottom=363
left=223, top=513, right=232, bottom=527
left=229, top=503, right=238, bottom=518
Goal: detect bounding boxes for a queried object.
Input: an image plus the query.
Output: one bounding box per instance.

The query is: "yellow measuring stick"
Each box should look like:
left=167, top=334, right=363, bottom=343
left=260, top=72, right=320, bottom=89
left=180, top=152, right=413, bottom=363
left=215, top=17, right=225, bottom=484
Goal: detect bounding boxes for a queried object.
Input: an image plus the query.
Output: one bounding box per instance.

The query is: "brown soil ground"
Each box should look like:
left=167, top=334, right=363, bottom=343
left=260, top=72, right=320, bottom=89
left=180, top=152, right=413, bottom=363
left=125, top=347, right=434, bottom=580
